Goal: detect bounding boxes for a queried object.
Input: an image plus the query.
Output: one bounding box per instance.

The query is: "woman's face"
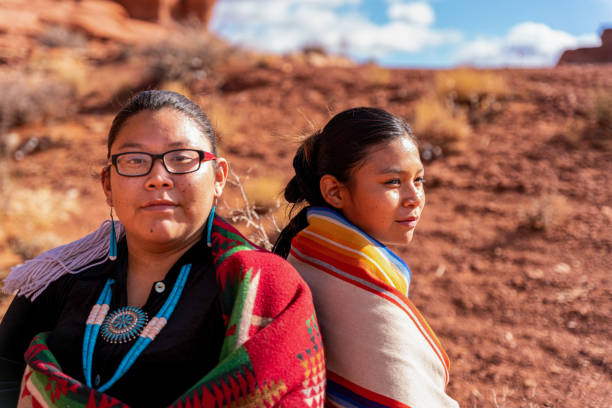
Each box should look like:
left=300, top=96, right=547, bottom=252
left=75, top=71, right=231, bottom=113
left=102, top=108, right=227, bottom=251
left=337, top=136, right=425, bottom=246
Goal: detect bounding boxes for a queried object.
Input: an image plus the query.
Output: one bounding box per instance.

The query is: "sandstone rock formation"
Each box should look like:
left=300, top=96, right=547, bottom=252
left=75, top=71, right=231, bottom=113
left=0, top=0, right=169, bottom=45
left=557, top=28, right=612, bottom=65
left=113, top=0, right=216, bottom=26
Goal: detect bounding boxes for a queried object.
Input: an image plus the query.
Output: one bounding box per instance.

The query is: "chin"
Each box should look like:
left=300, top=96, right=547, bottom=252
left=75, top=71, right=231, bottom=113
left=141, top=220, right=187, bottom=241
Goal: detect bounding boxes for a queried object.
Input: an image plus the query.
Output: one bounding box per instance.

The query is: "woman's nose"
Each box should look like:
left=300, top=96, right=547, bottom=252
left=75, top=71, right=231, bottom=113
left=402, top=184, right=424, bottom=207
left=145, top=159, right=174, bottom=190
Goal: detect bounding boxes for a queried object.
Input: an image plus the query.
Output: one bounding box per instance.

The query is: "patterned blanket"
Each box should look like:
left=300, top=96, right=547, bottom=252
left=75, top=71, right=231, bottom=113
left=16, top=215, right=325, bottom=407
left=288, top=207, right=458, bottom=408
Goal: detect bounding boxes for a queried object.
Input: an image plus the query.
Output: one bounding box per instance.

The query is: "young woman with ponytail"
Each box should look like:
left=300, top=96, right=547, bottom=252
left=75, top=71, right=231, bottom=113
left=274, top=107, right=459, bottom=408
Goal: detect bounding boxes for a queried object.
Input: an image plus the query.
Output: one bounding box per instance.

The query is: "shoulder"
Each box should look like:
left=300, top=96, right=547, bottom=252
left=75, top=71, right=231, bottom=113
left=219, top=249, right=303, bottom=282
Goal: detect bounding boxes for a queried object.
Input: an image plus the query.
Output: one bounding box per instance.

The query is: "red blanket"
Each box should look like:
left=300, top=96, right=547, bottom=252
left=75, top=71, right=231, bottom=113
left=17, top=216, right=325, bottom=407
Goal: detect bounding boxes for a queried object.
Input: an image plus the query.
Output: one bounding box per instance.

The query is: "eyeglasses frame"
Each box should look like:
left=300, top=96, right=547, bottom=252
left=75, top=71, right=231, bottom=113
left=110, top=149, right=217, bottom=177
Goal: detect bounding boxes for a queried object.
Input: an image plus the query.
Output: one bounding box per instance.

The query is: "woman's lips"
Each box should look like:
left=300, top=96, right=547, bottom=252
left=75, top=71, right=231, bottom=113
left=396, top=216, right=419, bottom=228
left=142, top=200, right=178, bottom=211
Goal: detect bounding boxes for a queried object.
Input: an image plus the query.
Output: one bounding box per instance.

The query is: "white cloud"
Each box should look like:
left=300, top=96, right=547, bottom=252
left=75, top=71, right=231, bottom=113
left=454, top=22, right=601, bottom=67
left=211, top=0, right=460, bottom=60
left=388, top=2, right=434, bottom=26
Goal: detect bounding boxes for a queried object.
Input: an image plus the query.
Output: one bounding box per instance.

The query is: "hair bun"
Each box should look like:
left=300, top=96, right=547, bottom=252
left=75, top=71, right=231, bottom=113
left=284, top=176, right=303, bottom=203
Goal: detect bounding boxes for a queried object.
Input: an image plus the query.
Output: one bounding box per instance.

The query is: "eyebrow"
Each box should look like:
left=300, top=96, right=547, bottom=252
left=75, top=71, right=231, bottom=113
left=116, top=141, right=186, bottom=150
left=378, top=166, right=425, bottom=174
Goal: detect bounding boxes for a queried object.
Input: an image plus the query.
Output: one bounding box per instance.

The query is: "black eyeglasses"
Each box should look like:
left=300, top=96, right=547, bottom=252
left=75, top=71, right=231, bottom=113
left=110, top=149, right=216, bottom=177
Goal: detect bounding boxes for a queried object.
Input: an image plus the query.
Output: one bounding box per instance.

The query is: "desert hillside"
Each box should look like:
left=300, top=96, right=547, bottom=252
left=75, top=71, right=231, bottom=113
left=1, top=1, right=611, bottom=407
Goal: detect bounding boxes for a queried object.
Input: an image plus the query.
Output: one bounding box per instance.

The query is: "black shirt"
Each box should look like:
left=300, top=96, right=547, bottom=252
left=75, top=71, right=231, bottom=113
left=0, top=237, right=225, bottom=407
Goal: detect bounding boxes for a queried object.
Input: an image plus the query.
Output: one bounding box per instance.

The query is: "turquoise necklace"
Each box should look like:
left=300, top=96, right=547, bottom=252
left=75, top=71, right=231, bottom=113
left=82, top=263, right=191, bottom=392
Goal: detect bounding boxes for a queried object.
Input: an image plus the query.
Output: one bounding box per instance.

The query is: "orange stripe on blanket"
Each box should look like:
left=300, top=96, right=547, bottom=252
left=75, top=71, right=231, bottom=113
left=293, top=233, right=408, bottom=295
left=290, top=246, right=451, bottom=382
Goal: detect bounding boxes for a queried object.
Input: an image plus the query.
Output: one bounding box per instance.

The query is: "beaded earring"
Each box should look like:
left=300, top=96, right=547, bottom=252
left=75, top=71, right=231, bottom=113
left=109, top=208, right=117, bottom=261
left=206, top=204, right=215, bottom=247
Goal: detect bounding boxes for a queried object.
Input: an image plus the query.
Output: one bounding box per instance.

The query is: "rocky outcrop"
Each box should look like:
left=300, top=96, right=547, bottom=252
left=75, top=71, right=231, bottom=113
left=113, top=0, right=216, bottom=26
left=0, top=0, right=169, bottom=45
left=558, top=29, right=612, bottom=65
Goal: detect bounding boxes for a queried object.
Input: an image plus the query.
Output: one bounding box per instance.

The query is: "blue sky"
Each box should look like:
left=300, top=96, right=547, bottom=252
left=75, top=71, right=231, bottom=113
left=210, top=0, right=612, bottom=67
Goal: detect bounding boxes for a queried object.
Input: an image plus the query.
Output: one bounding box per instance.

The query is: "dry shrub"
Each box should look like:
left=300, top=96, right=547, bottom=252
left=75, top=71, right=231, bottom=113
left=37, top=25, right=88, bottom=49
left=556, top=118, right=587, bottom=147
left=589, top=90, right=612, bottom=147
left=222, top=171, right=282, bottom=250
left=145, top=26, right=236, bottom=85
left=0, top=72, right=76, bottom=137
left=556, top=90, right=612, bottom=150
left=436, top=68, right=510, bottom=104
left=518, top=193, right=571, bottom=232
left=593, top=90, right=612, bottom=128
left=412, top=93, right=472, bottom=154
left=436, top=68, right=509, bottom=123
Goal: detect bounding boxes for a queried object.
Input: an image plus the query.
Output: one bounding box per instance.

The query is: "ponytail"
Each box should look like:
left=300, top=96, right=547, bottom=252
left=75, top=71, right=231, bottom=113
left=272, top=131, right=323, bottom=257
left=272, top=207, right=308, bottom=258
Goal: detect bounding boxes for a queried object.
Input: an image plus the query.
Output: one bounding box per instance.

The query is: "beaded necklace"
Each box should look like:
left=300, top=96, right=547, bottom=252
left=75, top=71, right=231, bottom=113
left=82, top=263, right=191, bottom=392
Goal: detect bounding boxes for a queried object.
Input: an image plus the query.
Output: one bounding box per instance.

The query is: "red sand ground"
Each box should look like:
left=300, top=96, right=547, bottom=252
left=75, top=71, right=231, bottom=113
left=0, top=29, right=611, bottom=408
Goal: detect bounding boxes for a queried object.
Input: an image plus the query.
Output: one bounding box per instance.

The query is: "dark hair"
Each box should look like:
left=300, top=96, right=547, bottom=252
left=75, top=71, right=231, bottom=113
left=273, top=107, right=417, bottom=258
left=106, top=90, right=216, bottom=158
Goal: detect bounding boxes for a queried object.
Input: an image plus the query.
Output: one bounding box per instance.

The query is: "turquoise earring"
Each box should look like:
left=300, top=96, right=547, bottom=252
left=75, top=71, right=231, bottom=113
left=109, top=208, right=117, bottom=261
left=206, top=204, right=215, bottom=247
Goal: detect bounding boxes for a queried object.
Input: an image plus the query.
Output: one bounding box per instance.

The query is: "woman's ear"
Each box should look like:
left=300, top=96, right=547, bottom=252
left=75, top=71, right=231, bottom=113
left=320, top=174, right=345, bottom=209
left=100, top=166, right=113, bottom=207
left=213, top=158, right=229, bottom=198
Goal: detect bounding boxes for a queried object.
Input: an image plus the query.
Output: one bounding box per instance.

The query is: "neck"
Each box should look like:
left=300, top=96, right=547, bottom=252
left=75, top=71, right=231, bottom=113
left=124, top=232, right=202, bottom=307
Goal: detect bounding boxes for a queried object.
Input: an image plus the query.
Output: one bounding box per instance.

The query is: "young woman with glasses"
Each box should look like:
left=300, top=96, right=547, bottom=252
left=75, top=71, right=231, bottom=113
left=0, top=90, right=325, bottom=407
left=273, top=107, right=459, bottom=407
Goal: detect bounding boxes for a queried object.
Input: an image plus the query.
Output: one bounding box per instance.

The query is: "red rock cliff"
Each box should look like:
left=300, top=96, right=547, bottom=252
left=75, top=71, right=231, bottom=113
left=558, top=28, right=612, bottom=65
left=112, top=0, right=216, bottom=26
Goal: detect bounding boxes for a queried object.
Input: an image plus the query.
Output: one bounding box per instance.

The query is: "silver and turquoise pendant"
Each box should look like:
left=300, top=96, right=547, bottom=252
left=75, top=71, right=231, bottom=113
left=101, top=306, right=148, bottom=344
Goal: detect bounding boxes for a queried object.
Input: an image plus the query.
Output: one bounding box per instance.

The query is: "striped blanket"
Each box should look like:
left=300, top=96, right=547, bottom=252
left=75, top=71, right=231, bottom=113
left=288, top=207, right=458, bottom=408
left=15, top=216, right=325, bottom=407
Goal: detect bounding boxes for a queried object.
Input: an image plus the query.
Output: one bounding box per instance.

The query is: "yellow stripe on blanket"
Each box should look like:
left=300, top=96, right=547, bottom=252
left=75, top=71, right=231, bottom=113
left=306, top=213, right=409, bottom=295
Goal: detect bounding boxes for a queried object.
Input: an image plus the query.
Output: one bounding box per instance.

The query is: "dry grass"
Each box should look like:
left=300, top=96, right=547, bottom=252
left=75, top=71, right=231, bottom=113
left=197, top=97, right=241, bottom=142
left=242, top=176, right=284, bottom=210
left=412, top=93, right=472, bottom=153
left=221, top=170, right=283, bottom=250
left=588, top=90, right=612, bottom=148
left=0, top=185, right=81, bottom=259
left=556, top=90, right=612, bottom=149
left=518, top=193, right=571, bottom=233
left=556, top=118, right=587, bottom=147
left=361, top=63, right=392, bottom=87
left=592, top=89, right=612, bottom=130
left=435, top=69, right=509, bottom=125
left=436, top=68, right=510, bottom=105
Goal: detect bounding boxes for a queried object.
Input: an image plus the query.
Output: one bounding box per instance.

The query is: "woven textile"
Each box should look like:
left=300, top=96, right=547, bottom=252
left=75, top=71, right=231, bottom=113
left=288, top=207, right=458, bottom=408
left=16, top=215, right=325, bottom=407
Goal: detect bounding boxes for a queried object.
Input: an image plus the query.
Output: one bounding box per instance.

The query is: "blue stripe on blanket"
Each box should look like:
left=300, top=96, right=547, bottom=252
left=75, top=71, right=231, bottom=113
left=307, top=207, right=411, bottom=294
left=327, top=379, right=391, bottom=408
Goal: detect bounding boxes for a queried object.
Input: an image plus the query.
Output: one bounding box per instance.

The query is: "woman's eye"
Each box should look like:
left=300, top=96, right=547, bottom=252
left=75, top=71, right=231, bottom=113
left=168, top=155, right=195, bottom=165
left=384, top=178, right=401, bottom=186
left=171, top=155, right=189, bottom=163
left=126, top=157, right=146, bottom=166
left=415, top=177, right=426, bottom=185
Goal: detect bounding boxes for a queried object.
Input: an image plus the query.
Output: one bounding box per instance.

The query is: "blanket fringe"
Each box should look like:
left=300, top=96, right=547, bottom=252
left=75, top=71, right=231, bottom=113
left=2, top=220, right=125, bottom=300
